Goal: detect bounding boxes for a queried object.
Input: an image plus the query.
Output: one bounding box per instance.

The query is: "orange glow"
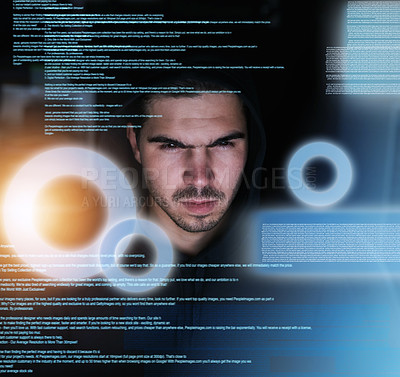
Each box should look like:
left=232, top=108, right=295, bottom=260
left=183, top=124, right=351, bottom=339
left=33, top=175, right=107, bottom=250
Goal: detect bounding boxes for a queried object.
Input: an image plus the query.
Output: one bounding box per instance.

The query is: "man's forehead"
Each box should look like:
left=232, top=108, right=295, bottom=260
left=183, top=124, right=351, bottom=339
left=146, top=93, right=245, bottom=118
left=143, top=93, right=247, bottom=136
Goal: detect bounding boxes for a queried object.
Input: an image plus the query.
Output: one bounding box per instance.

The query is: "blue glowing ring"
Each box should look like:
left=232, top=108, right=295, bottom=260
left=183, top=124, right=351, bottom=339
left=100, top=219, right=174, bottom=293
left=287, top=141, right=353, bottom=207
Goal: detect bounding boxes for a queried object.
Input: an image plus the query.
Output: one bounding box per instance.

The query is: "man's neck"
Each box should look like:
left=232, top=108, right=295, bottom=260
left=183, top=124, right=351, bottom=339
left=139, top=197, right=221, bottom=256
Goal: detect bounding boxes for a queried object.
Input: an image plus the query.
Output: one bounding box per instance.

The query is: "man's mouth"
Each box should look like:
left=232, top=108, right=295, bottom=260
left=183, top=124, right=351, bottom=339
left=179, top=199, right=219, bottom=215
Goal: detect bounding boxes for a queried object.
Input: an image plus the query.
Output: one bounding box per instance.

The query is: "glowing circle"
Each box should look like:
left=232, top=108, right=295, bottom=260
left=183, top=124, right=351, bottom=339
left=100, top=219, right=174, bottom=293
left=3, top=147, right=135, bottom=278
left=287, top=141, right=353, bottom=207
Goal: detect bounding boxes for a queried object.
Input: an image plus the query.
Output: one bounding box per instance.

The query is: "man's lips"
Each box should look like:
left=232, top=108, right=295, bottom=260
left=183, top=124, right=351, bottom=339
left=179, top=199, right=218, bottom=215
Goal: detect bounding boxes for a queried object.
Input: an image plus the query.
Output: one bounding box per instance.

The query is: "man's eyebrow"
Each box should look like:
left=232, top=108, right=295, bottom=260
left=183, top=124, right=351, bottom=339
left=147, top=131, right=246, bottom=148
left=207, top=132, right=246, bottom=148
left=147, top=136, right=192, bottom=148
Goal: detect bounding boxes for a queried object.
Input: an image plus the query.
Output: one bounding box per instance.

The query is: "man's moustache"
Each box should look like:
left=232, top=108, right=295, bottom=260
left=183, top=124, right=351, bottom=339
left=172, top=185, right=226, bottom=202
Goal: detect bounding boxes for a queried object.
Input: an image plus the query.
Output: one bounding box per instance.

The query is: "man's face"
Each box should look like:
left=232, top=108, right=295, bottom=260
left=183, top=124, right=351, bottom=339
left=131, top=93, right=248, bottom=233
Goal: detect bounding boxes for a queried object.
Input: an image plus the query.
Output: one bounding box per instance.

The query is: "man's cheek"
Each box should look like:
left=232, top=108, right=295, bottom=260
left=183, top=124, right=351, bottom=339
left=142, top=167, right=160, bottom=187
left=214, top=165, right=243, bottom=191
left=165, top=167, right=185, bottom=190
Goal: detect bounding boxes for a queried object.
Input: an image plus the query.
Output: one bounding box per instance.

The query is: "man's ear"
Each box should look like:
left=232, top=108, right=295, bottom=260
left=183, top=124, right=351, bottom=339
left=127, top=124, right=142, bottom=164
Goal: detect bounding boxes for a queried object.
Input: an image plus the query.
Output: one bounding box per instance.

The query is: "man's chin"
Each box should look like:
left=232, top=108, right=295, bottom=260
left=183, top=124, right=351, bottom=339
left=171, top=214, right=221, bottom=233
left=151, top=197, right=227, bottom=233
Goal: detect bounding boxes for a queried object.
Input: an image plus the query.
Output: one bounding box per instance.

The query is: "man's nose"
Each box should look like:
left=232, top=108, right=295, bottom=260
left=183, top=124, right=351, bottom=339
left=182, top=148, right=215, bottom=187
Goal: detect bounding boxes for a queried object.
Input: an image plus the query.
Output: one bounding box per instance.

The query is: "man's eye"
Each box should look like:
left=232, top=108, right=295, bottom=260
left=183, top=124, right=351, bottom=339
left=160, top=143, right=179, bottom=150
left=216, top=141, right=234, bottom=148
